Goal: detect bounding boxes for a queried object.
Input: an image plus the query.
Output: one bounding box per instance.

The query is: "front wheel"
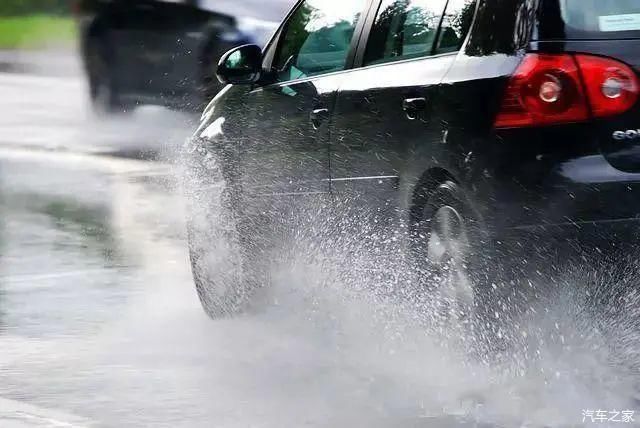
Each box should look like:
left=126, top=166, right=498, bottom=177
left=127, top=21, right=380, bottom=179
left=187, top=225, right=250, bottom=319
left=185, top=180, right=266, bottom=319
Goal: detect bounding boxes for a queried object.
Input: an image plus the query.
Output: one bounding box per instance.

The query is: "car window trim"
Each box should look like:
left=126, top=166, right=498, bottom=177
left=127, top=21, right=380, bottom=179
left=433, top=0, right=480, bottom=55
left=254, top=49, right=459, bottom=94
left=352, top=0, right=382, bottom=67
left=261, top=0, right=304, bottom=70
left=359, top=50, right=458, bottom=72
left=259, top=0, right=376, bottom=87
left=252, top=66, right=368, bottom=92
left=431, top=0, right=452, bottom=55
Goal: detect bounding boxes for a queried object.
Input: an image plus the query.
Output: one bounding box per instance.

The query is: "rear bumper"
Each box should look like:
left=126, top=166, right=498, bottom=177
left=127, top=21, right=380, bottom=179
left=486, top=126, right=640, bottom=251
left=492, top=167, right=640, bottom=254
left=508, top=217, right=640, bottom=255
left=498, top=153, right=640, bottom=226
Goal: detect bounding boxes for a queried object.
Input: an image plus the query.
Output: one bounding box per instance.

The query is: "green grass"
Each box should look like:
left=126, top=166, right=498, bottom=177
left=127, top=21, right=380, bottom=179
left=0, top=15, right=76, bottom=49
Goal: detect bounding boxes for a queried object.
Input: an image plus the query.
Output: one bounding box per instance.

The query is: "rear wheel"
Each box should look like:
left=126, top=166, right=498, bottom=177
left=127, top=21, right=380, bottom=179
left=411, top=181, right=495, bottom=338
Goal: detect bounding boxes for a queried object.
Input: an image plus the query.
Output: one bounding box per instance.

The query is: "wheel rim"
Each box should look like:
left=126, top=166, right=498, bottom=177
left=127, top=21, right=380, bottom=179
left=427, top=205, right=475, bottom=320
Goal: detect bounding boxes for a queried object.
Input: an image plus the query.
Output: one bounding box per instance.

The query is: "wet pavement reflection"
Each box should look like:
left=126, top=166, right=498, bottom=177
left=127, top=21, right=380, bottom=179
left=0, top=152, right=182, bottom=338
left=0, top=149, right=202, bottom=426
left=0, top=148, right=498, bottom=428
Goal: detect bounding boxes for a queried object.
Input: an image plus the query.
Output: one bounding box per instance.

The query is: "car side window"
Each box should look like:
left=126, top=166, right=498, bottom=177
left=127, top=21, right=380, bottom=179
left=272, top=0, right=365, bottom=83
left=364, top=0, right=448, bottom=66
left=435, top=0, right=477, bottom=53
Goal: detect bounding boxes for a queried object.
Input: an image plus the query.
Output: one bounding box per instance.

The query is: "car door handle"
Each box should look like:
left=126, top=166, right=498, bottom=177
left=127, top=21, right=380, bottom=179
left=403, top=97, right=428, bottom=120
left=402, top=97, right=427, bottom=112
left=310, top=108, right=329, bottom=129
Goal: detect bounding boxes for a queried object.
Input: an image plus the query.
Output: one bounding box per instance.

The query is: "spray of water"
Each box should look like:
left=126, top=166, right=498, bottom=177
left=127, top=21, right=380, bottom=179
left=177, top=142, right=640, bottom=427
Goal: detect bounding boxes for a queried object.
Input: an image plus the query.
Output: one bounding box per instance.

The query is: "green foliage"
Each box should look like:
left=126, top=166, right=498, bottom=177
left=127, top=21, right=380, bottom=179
left=0, top=15, right=76, bottom=48
left=0, top=0, right=70, bottom=17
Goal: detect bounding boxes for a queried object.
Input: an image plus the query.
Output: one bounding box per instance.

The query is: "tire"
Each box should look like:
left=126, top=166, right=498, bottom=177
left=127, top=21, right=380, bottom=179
left=410, top=180, right=496, bottom=340
left=185, top=178, right=263, bottom=319
left=86, top=40, right=134, bottom=116
left=187, top=222, right=252, bottom=319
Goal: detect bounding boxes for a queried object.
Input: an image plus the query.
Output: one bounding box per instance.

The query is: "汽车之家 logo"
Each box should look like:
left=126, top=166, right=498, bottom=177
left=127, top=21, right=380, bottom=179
left=582, top=409, right=635, bottom=423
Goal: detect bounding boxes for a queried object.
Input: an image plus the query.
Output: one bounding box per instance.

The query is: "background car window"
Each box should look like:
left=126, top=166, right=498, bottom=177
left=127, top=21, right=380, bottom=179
left=272, top=0, right=365, bottom=82
left=435, top=0, right=477, bottom=53
left=364, top=0, right=448, bottom=66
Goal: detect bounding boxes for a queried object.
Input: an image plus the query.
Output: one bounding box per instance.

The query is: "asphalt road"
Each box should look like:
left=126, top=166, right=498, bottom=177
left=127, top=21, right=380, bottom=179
left=0, top=68, right=639, bottom=427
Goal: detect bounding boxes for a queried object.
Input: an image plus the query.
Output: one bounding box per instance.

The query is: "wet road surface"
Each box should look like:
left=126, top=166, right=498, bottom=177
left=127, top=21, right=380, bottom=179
left=0, top=148, right=497, bottom=427
left=1, top=70, right=639, bottom=427
left=0, top=148, right=490, bottom=428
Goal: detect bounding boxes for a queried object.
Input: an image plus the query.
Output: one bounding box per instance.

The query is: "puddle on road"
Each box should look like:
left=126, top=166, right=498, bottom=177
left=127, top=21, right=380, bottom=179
left=0, top=151, right=638, bottom=427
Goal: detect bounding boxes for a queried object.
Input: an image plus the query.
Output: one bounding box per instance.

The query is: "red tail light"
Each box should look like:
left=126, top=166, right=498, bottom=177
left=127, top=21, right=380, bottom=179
left=575, top=54, right=639, bottom=119
left=494, top=53, right=640, bottom=129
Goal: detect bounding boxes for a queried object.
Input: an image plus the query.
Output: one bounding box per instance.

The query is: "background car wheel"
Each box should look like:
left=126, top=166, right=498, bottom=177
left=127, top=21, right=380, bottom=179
left=87, top=42, right=134, bottom=116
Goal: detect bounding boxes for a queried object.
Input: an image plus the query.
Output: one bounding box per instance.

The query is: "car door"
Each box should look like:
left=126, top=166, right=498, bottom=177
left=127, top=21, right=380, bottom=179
left=236, top=0, right=370, bottom=197
left=330, top=0, right=471, bottom=223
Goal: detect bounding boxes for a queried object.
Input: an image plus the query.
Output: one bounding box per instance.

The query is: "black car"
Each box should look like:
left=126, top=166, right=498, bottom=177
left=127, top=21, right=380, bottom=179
left=74, top=0, right=283, bottom=113
left=186, top=0, right=640, bottom=322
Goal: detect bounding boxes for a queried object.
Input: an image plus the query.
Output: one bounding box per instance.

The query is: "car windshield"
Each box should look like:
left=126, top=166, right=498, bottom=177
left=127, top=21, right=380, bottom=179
left=560, top=0, right=640, bottom=36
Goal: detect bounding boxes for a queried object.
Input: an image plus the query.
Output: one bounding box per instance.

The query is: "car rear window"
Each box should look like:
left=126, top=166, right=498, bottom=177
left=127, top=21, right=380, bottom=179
left=560, top=0, right=640, bottom=38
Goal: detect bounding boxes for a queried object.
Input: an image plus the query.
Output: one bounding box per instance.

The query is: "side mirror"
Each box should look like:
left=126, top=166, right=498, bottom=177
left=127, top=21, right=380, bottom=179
left=216, top=44, right=263, bottom=85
